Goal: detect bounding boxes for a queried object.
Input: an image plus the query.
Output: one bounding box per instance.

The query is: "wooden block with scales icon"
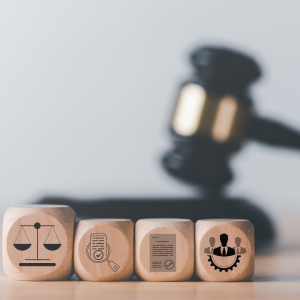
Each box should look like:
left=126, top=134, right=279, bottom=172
left=3, top=205, right=76, bottom=280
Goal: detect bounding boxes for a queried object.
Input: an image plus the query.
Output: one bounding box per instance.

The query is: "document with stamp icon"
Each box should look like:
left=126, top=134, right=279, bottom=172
left=150, top=234, right=176, bottom=272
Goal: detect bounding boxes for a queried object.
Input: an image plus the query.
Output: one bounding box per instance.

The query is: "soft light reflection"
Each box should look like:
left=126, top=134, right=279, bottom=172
left=212, top=96, right=237, bottom=142
left=172, top=84, right=206, bottom=136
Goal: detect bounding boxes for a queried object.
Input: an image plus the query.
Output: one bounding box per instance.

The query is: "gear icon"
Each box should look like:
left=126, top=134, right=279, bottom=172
left=208, top=255, right=241, bottom=272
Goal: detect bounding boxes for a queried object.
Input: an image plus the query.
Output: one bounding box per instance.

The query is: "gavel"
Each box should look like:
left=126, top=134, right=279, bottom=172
left=38, top=45, right=300, bottom=249
left=163, top=46, right=300, bottom=193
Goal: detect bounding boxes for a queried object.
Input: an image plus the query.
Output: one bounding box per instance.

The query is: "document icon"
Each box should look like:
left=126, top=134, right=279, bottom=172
left=86, top=233, right=120, bottom=272
left=90, top=233, right=107, bottom=260
left=150, top=234, right=176, bottom=272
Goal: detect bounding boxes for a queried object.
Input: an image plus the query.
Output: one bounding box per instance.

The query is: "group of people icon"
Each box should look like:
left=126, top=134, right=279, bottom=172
left=204, top=234, right=246, bottom=256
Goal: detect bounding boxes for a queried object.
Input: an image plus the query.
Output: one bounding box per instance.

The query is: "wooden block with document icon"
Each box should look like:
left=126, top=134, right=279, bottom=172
left=135, top=219, right=194, bottom=281
left=74, top=219, right=134, bottom=281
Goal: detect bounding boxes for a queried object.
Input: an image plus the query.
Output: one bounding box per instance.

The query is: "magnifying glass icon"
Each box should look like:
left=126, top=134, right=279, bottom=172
left=86, top=233, right=120, bottom=272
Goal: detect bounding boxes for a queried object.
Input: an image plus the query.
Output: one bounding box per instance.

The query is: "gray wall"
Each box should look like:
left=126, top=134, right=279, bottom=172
left=0, top=0, right=299, bottom=217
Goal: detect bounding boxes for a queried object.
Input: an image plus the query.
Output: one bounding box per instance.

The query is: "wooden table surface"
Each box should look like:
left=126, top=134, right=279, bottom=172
left=1, top=216, right=300, bottom=299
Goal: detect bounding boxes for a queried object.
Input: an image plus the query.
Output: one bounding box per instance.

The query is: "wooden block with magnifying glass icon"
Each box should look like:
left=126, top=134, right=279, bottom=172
left=135, top=219, right=194, bottom=281
left=2, top=205, right=76, bottom=281
left=74, top=219, right=134, bottom=281
left=195, top=219, right=254, bottom=282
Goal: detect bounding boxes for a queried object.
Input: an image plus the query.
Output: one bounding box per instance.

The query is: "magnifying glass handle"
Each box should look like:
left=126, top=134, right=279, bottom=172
left=108, top=260, right=120, bottom=272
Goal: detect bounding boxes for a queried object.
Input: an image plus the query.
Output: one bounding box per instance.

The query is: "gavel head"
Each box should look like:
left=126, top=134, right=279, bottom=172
left=162, top=46, right=261, bottom=188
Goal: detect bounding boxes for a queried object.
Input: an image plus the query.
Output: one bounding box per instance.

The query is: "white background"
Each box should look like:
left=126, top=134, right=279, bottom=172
left=0, top=0, right=300, bottom=218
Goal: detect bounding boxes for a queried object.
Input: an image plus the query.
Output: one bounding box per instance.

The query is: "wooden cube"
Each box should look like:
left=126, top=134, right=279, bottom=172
left=135, top=218, right=194, bottom=281
left=195, top=219, right=254, bottom=281
left=74, top=219, right=134, bottom=281
left=2, top=205, right=76, bottom=281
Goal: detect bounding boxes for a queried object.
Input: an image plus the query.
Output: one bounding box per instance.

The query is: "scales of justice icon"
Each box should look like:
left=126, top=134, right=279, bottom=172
left=13, top=222, right=61, bottom=267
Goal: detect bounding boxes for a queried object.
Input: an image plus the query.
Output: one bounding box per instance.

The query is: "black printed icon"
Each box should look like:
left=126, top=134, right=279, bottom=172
left=164, top=260, right=175, bottom=270
left=204, top=233, right=246, bottom=272
left=86, top=233, right=120, bottom=272
left=204, top=237, right=215, bottom=254
left=150, top=234, right=176, bottom=272
left=235, top=237, right=246, bottom=254
left=14, top=222, right=61, bottom=267
left=93, top=250, right=104, bottom=261
left=213, top=234, right=235, bottom=257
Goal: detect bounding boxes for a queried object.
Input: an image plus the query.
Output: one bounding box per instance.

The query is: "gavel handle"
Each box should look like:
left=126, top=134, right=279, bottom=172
left=247, top=116, right=300, bottom=149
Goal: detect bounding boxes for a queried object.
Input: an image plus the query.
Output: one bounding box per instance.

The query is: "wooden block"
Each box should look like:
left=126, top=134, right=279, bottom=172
left=2, top=205, right=76, bottom=281
left=135, top=218, right=194, bottom=281
left=195, top=219, right=254, bottom=281
left=74, top=219, right=134, bottom=281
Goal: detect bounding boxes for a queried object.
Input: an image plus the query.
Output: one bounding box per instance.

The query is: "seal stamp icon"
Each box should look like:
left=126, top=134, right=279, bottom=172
left=93, top=250, right=104, bottom=261
left=164, top=260, right=175, bottom=270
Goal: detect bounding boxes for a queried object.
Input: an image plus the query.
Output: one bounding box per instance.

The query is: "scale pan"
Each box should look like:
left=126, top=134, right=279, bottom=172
left=14, top=244, right=31, bottom=251
left=44, top=244, right=61, bottom=251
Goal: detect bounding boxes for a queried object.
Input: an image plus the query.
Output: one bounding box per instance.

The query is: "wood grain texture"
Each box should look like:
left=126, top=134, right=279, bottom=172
left=195, top=219, right=254, bottom=281
left=2, top=205, right=76, bottom=281
left=135, top=219, right=194, bottom=281
left=74, top=219, right=134, bottom=281
left=1, top=275, right=300, bottom=300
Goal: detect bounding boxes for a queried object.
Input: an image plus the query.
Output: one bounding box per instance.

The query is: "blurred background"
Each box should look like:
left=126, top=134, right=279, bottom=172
left=1, top=0, right=300, bottom=222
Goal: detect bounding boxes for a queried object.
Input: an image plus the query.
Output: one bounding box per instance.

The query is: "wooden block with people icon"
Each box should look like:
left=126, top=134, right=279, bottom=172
left=2, top=205, right=76, bottom=280
left=195, top=219, right=254, bottom=281
left=135, top=219, right=194, bottom=281
left=74, top=219, right=134, bottom=281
